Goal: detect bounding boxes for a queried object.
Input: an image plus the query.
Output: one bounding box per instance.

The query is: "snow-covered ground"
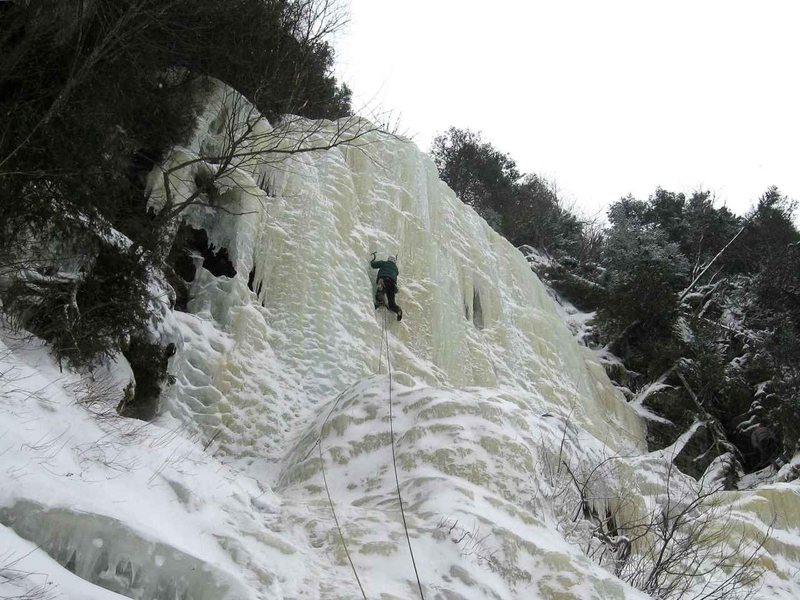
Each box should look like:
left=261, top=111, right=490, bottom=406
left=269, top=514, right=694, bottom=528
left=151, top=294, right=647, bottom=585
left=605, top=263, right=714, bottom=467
left=3, top=83, right=800, bottom=599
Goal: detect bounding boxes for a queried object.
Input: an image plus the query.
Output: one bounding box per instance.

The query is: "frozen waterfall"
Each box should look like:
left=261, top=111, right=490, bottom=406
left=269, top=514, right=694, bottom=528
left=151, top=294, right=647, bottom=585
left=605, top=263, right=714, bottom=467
left=2, top=81, right=799, bottom=600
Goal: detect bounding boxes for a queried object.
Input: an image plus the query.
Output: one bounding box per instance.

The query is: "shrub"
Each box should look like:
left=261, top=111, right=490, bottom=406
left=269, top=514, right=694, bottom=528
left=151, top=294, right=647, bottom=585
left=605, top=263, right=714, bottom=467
left=3, top=244, right=150, bottom=368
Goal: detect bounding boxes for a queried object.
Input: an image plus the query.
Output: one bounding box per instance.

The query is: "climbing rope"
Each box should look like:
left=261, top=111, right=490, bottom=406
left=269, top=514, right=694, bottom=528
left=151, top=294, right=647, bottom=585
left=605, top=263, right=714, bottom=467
left=310, top=305, right=426, bottom=600
left=377, top=311, right=384, bottom=374
left=381, top=311, right=426, bottom=600
left=319, top=424, right=368, bottom=599
left=312, top=389, right=368, bottom=599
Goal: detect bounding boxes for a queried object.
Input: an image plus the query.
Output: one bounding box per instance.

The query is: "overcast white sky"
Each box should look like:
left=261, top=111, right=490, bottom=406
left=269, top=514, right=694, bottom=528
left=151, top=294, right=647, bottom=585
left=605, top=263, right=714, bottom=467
left=334, top=0, right=800, bottom=219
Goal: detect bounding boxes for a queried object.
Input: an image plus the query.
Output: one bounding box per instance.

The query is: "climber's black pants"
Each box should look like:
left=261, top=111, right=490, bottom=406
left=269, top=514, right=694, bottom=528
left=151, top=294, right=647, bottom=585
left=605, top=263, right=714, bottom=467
left=376, top=277, right=401, bottom=315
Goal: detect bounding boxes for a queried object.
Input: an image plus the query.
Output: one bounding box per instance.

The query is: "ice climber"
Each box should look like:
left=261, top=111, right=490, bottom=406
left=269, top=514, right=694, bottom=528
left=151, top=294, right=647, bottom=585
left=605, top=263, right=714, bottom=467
left=371, top=252, right=403, bottom=321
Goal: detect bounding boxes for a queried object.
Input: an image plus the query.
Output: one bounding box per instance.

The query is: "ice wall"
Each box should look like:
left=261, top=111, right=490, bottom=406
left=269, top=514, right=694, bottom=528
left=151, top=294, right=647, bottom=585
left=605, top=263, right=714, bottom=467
left=150, top=82, right=647, bottom=467
left=142, top=83, right=669, bottom=598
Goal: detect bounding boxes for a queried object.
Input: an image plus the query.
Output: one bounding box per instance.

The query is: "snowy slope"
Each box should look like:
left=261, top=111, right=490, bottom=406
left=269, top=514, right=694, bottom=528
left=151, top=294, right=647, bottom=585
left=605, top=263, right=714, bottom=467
left=2, top=82, right=799, bottom=599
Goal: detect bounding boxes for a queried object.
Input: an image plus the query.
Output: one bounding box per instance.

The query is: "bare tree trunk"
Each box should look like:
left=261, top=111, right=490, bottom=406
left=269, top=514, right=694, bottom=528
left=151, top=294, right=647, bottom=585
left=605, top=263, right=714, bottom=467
left=678, top=225, right=747, bottom=302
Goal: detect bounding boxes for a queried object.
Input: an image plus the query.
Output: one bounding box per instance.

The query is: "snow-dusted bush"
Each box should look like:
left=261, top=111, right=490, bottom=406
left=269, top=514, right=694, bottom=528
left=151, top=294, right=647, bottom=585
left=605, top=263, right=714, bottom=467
left=554, top=454, right=769, bottom=600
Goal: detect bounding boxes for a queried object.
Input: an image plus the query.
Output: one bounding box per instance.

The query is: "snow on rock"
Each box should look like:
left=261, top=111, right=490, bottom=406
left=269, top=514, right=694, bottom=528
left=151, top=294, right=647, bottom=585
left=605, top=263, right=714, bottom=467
left=3, top=81, right=800, bottom=599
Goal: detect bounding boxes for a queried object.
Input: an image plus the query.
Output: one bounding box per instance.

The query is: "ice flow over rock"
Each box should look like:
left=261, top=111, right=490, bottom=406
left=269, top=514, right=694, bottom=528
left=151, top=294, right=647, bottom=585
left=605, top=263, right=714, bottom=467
left=150, top=83, right=646, bottom=467
left=2, top=82, right=798, bottom=600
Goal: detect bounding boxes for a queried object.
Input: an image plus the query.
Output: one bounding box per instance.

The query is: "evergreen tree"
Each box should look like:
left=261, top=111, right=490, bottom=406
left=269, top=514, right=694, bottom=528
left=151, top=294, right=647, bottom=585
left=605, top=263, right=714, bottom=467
left=597, top=205, right=689, bottom=372
left=430, top=127, right=582, bottom=254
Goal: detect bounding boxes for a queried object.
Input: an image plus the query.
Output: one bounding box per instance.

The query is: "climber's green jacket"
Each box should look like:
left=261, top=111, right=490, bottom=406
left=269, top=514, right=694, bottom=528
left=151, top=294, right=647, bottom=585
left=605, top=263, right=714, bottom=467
left=370, top=259, right=398, bottom=282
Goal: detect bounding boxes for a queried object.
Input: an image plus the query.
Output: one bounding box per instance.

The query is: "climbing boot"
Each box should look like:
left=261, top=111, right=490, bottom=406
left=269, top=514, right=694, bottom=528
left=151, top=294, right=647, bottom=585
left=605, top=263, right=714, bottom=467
left=396, top=307, right=403, bottom=322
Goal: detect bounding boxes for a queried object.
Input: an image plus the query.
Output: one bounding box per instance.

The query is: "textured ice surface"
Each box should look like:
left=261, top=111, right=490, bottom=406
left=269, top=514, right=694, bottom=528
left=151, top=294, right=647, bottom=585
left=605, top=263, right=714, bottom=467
left=150, top=82, right=647, bottom=465
left=3, top=81, right=800, bottom=599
